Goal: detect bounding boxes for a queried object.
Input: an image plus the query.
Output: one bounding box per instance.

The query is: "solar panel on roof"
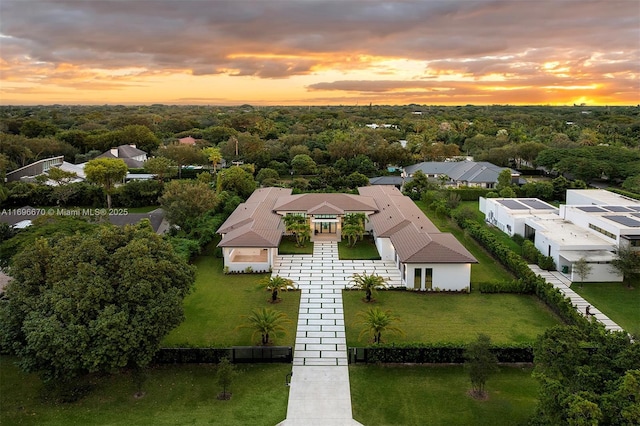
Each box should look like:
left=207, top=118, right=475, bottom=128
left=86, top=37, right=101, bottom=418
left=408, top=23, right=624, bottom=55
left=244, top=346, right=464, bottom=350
left=577, top=206, right=607, bottom=212
left=632, top=213, right=640, bottom=218
left=497, top=199, right=528, bottom=210
left=628, top=206, right=640, bottom=212
left=602, top=206, right=634, bottom=213
left=519, top=200, right=555, bottom=210
left=603, top=215, right=640, bottom=227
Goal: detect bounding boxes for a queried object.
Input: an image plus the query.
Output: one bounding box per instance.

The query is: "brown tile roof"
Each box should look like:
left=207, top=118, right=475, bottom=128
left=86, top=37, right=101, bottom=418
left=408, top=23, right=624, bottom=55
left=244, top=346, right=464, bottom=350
left=217, top=187, right=292, bottom=247
left=359, top=185, right=477, bottom=264
left=307, top=202, right=344, bottom=215
left=273, top=193, right=378, bottom=213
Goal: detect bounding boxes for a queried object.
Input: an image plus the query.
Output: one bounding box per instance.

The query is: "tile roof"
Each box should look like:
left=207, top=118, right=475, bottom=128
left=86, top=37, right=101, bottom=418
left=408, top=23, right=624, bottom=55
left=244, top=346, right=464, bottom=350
left=273, top=193, right=378, bottom=213
left=358, top=185, right=476, bottom=264
left=404, top=161, right=517, bottom=184
left=217, top=187, right=292, bottom=247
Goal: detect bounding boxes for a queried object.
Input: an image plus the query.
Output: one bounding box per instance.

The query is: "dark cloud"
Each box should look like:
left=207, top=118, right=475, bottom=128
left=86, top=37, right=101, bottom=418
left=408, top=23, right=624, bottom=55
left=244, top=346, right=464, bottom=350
left=2, top=1, right=637, bottom=74
left=0, top=0, right=638, bottom=103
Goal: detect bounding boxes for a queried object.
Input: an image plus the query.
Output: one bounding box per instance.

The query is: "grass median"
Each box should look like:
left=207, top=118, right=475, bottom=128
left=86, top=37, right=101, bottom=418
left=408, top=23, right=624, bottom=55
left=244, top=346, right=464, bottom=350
left=0, top=356, right=290, bottom=426
left=350, top=364, right=538, bottom=426
left=163, top=250, right=300, bottom=348
left=343, top=290, right=562, bottom=346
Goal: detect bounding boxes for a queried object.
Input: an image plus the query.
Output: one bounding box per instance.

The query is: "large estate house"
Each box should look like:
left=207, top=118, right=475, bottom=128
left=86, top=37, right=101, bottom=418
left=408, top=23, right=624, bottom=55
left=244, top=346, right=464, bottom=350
left=403, top=160, right=522, bottom=188
left=217, top=186, right=477, bottom=291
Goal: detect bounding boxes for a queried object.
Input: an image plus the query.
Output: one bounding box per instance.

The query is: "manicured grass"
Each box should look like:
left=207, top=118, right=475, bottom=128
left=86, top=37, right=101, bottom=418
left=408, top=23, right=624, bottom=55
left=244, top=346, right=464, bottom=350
left=338, top=237, right=381, bottom=260
left=278, top=237, right=314, bottom=255
left=0, top=356, right=289, bottom=426
left=163, top=251, right=300, bottom=347
left=571, top=282, right=640, bottom=335
left=414, top=200, right=514, bottom=283
left=350, top=364, right=538, bottom=426
left=343, top=290, right=562, bottom=345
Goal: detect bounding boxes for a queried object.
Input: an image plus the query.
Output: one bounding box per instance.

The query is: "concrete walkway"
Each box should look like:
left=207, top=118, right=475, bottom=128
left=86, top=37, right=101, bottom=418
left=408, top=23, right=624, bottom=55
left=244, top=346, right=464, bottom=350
left=275, top=241, right=401, bottom=426
left=529, top=265, right=625, bottom=333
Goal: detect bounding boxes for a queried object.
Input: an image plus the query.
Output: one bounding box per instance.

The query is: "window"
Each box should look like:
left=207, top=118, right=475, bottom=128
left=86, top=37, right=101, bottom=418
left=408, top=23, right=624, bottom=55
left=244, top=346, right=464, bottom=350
left=425, top=268, right=433, bottom=290
left=414, top=268, right=421, bottom=289
left=588, top=223, right=616, bottom=240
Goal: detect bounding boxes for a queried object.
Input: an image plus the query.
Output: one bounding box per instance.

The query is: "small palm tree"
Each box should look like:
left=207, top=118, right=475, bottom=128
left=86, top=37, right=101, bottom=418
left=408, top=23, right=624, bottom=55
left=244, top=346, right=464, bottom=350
left=351, top=272, right=388, bottom=302
left=358, top=307, right=404, bottom=344
left=342, top=224, right=363, bottom=247
left=260, top=275, right=296, bottom=302
left=242, top=308, right=290, bottom=345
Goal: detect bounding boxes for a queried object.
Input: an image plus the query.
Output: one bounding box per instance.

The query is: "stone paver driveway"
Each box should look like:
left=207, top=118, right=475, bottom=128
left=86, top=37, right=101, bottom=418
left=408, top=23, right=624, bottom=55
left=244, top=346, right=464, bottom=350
left=275, top=241, right=400, bottom=425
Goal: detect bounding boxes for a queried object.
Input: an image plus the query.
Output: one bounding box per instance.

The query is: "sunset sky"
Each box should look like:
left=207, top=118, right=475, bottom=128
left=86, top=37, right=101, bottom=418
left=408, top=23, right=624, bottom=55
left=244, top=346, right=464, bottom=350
left=1, top=0, right=638, bottom=106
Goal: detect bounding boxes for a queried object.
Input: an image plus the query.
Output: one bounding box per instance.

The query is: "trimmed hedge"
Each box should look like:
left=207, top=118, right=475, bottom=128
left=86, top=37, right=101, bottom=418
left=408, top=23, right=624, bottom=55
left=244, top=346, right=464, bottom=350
left=454, top=217, right=590, bottom=328
left=350, top=343, right=534, bottom=364
left=153, top=346, right=293, bottom=364
left=607, top=187, right=640, bottom=201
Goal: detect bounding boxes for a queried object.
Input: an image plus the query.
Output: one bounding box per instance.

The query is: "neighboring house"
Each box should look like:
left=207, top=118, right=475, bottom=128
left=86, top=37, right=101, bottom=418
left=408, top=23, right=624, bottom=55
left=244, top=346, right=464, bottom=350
left=178, top=136, right=197, bottom=146
left=368, top=176, right=405, bottom=188
left=480, top=190, right=640, bottom=282
left=5, top=156, right=65, bottom=182
left=403, top=161, right=522, bottom=188
left=217, top=186, right=477, bottom=291
left=97, top=145, right=147, bottom=168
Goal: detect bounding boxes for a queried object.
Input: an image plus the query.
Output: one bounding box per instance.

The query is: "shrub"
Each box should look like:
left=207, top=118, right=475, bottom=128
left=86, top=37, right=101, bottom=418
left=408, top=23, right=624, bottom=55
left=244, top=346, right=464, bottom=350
left=537, top=254, right=556, bottom=271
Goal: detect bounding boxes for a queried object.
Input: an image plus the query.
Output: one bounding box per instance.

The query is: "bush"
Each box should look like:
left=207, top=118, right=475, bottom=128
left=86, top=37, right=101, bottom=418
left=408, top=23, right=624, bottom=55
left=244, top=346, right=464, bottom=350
left=113, top=179, right=163, bottom=207
left=521, top=240, right=539, bottom=263
left=537, top=254, right=556, bottom=271
left=352, top=343, right=534, bottom=364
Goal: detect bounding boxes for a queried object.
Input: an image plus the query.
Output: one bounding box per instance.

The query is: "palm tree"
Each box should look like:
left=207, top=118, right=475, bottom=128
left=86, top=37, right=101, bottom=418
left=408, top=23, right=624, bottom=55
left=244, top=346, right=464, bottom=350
left=341, top=224, right=362, bottom=247
left=358, top=307, right=404, bottom=344
left=283, top=215, right=310, bottom=247
left=260, top=275, right=296, bottom=302
left=242, top=308, right=290, bottom=345
left=350, top=272, right=388, bottom=302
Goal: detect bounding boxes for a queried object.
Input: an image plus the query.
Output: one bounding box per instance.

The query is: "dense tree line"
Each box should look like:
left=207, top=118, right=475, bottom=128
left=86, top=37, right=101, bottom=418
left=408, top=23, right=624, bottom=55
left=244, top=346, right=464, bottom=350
left=1, top=105, right=638, bottom=191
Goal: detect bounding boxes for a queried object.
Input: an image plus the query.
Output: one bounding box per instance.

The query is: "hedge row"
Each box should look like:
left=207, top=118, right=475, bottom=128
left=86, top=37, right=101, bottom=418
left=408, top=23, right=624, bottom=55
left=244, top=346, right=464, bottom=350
left=153, top=346, right=293, bottom=364
left=351, top=343, right=534, bottom=364
left=456, top=218, right=589, bottom=328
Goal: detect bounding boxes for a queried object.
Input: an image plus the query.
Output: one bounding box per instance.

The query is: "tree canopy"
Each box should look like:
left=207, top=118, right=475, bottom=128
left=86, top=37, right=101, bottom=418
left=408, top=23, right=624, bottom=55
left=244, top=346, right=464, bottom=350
left=0, top=223, right=196, bottom=383
left=84, top=157, right=128, bottom=208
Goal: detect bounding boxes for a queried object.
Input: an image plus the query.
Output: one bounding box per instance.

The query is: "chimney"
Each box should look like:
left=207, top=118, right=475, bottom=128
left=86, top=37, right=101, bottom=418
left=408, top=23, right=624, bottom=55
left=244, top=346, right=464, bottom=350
left=110, top=147, right=119, bottom=157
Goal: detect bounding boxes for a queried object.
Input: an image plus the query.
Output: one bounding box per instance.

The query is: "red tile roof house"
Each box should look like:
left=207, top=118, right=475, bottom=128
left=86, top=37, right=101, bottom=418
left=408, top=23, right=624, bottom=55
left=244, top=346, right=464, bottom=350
left=217, top=186, right=477, bottom=291
left=178, top=136, right=197, bottom=146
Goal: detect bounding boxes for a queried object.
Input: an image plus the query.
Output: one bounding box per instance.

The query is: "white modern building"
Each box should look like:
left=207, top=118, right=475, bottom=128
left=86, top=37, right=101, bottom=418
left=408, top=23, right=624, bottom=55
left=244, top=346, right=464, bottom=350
left=480, top=190, right=640, bottom=283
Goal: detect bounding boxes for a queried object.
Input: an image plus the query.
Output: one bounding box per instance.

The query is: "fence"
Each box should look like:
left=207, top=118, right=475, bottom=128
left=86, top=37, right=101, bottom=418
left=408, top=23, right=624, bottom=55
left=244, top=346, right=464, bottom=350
left=154, top=346, right=293, bottom=364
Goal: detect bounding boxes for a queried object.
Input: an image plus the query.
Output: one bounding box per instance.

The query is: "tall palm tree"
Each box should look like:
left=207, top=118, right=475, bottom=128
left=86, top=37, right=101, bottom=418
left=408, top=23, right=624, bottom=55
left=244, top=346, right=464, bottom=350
left=358, top=307, right=404, bottom=344
left=350, top=272, right=388, bottom=302
left=260, top=275, right=296, bottom=302
left=242, top=308, right=290, bottom=345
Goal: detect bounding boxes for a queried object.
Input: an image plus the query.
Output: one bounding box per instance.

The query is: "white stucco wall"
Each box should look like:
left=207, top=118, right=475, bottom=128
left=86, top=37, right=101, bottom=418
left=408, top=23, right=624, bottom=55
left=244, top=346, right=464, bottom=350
left=375, top=237, right=395, bottom=261
left=566, top=262, right=623, bottom=282
left=222, top=247, right=274, bottom=273
left=404, top=263, right=471, bottom=291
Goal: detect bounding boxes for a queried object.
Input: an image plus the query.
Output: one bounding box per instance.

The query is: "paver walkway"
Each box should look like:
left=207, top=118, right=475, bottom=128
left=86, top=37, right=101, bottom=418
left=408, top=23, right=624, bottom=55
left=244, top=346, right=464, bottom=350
left=276, top=241, right=401, bottom=426
left=529, top=265, right=625, bottom=333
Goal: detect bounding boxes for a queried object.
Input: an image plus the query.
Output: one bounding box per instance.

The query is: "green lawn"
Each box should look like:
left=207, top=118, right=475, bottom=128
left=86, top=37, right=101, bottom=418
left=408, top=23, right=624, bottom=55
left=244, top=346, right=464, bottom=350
left=343, top=290, right=562, bottom=345
left=163, top=251, right=300, bottom=347
left=571, top=282, right=640, bottom=335
left=415, top=200, right=514, bottom=283
left=0, top=356, right=289, bottom=426
left=350, top=365, right=538, bottom=426
left=278, top=237, right=314, bottom=255
left=338, top=237, right=381, bottom=260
